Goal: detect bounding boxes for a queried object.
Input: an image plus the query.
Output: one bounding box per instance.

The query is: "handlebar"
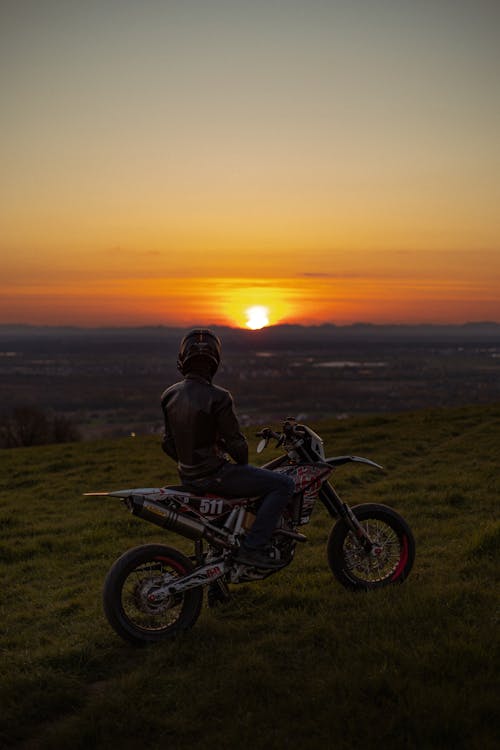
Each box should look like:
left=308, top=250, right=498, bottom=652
left=255, top=419, right=306, bottom=449
left=255, top=427, right=281, bottom=441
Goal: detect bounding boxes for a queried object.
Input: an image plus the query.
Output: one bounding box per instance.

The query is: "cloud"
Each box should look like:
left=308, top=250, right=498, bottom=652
left=300, top=272, right=335, bottom=278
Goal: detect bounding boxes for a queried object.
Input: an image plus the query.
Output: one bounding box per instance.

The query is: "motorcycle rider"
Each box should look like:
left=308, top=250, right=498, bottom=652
left=161, top=328, right=295, bottom=568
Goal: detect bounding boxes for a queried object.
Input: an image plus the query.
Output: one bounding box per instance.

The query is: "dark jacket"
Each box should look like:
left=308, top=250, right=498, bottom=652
left=161, top=373, right=248, bottom=481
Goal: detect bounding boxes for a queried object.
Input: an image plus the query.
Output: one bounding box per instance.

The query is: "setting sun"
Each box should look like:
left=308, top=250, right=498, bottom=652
left=245, top=306, right=270, bottom=330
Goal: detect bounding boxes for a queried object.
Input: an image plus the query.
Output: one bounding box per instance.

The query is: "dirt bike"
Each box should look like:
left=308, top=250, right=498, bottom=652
left=86, top=418, right=415, bottom=644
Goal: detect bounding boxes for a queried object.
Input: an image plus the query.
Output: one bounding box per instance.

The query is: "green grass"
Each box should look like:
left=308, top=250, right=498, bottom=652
left=0, top=404, right=499, bottom=749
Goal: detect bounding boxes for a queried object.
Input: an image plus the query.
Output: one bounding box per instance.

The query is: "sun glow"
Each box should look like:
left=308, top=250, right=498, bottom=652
left=245, top=305, right=270, bottom=330
left=218, top=281, right=296, bottom=328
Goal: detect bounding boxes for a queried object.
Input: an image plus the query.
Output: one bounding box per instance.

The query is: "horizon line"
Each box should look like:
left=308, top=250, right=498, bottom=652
left=1, top=321, right=499, bottom=331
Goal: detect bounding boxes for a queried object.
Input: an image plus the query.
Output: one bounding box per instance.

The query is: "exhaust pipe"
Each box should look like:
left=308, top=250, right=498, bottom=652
left=128, top=495, right=231, bottom=547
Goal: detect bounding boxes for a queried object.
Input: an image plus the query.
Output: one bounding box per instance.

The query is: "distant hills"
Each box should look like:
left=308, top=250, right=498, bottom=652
left=1, top=321, right=499, bottom=344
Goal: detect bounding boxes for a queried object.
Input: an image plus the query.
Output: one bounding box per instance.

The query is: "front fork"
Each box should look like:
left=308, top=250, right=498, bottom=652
left=319, top=482, right=374, bottom=552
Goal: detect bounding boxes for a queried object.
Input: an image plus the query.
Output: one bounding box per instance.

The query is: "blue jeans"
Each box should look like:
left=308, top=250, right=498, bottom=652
left=189, top=463, right=295, bottom=549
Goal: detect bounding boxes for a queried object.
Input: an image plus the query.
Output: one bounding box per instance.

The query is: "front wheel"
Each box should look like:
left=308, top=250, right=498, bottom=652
left=103, top=544, right=203, bottom=644
left=327, top=503, right=415, bottom=591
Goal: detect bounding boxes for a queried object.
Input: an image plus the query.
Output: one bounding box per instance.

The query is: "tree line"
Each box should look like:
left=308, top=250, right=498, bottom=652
left=0, top=406, right=81, bottom=448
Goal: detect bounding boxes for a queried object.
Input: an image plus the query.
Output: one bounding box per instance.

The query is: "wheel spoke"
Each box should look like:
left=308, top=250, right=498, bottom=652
left=122, top=559, right=185, bottom=632
left=343, top=518, right=403, bottom=583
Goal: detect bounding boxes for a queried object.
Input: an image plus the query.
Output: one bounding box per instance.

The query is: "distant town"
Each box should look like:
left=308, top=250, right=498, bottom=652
left=1, top=323, right=499, bottom=441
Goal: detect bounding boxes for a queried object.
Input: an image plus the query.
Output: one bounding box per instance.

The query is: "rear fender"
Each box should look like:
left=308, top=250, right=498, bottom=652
left=83, top=487, right=191, bottom=501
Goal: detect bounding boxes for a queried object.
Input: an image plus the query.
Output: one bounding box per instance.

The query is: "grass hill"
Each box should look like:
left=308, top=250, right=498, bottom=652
left=1, top=404, right=499, bottom=749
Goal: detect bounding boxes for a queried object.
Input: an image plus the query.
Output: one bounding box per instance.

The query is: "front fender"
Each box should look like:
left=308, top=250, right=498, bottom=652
left=326, top=455, right=384, bottom=471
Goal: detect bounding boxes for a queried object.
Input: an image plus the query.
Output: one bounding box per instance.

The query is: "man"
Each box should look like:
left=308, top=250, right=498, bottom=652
left=161, top=328, right=295, bottom=568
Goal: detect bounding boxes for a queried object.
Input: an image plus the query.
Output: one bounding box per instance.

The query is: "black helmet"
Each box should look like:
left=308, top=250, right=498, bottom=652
left=177, top=328, right=222, bottom=376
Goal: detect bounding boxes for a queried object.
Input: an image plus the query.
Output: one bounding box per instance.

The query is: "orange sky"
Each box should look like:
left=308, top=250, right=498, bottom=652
left=1, top=1, right=499, bottom=327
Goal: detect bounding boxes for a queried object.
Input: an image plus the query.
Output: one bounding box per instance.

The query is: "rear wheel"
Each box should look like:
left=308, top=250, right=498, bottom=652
left=327, top=503, right=415, bottom=590
left=103, top=544, right=203, bottom=644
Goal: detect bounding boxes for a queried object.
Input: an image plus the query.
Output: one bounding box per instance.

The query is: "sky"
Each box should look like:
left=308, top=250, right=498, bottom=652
left=1, top=0, right=499, bottom=328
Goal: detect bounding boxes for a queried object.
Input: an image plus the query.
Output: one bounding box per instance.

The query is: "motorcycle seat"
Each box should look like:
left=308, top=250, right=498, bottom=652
left=164, top=484, right=196, bottom=495
left=164, top=484, right=248, bottom=501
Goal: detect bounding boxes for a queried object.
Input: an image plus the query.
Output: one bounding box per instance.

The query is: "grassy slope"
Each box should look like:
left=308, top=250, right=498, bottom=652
left=0, top=404, right=498, bottom=750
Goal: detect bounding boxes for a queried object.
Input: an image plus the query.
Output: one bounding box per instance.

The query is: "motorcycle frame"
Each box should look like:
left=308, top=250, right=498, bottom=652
left=162, top=443, right=373, bottom=597
left=188, top=437, right=380, bottom=566
left=133, top=464, right=359, bottom=601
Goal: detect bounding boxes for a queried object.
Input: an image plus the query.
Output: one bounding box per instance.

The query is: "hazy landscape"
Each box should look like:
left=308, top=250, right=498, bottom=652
left=1, top=323, right=499, bottom=443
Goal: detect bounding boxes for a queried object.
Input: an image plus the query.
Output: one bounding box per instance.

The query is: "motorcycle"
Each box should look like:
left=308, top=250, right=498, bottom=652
left=86, top=418, right=415, bottom=644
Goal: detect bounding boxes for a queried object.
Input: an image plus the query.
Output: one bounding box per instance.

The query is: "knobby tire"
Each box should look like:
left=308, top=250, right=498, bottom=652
left=103, top=543, right=203, bottom=645
left=327, top=503, right=415, bottom=590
